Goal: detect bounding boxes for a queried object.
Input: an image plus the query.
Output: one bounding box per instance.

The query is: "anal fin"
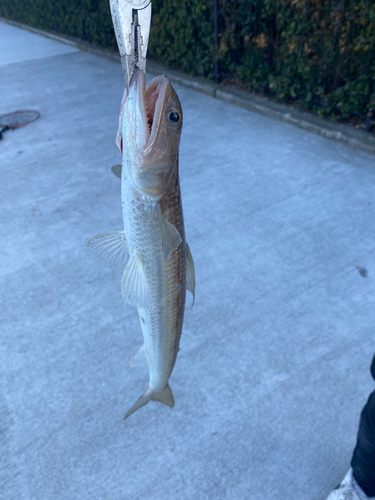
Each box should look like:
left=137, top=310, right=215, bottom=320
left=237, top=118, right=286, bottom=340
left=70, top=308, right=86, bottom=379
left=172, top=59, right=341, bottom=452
left=130, top=344, right=148, bottom=368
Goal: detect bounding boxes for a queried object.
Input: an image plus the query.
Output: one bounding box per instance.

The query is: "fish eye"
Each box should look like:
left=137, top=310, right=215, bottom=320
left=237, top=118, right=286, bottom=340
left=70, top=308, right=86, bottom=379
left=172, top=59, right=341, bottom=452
left=166, top=109, right=182, bottom=126
left=168, top=112, right=180, bottom=123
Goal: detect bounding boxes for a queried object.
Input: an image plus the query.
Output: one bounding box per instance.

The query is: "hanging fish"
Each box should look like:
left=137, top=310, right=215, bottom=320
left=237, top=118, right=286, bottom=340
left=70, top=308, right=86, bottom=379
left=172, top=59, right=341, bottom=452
left=87, top=67, right=195, bottom=419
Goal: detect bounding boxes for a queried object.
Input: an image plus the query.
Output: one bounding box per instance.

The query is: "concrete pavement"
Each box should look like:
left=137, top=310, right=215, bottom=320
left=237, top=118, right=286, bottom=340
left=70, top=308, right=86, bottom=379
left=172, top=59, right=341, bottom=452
left=1, top=20, right=374, bottom=500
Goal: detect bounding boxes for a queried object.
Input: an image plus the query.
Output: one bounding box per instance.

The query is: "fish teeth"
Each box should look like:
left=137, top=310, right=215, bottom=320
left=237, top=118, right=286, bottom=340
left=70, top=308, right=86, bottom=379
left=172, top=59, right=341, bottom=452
left=145, top=103, right=152, bottom=133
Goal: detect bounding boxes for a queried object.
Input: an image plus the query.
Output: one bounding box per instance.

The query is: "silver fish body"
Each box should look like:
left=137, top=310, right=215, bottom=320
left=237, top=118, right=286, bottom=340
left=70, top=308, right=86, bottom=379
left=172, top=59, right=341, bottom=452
left=121, top=168, right=186, bottom=415
left=88, top=69, right=194, bottom=419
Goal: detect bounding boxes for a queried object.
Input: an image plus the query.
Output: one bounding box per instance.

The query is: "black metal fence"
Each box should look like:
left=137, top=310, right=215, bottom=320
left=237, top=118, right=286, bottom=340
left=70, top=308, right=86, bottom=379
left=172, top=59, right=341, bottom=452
left=1, top=0, right=374, bottom=131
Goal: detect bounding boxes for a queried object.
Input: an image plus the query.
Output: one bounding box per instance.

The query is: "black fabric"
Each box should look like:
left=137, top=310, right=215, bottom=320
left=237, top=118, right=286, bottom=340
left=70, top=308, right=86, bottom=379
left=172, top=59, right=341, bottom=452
left=370, top=355, right=375, bottom=381
left=351, top=355, right=375, bottom=498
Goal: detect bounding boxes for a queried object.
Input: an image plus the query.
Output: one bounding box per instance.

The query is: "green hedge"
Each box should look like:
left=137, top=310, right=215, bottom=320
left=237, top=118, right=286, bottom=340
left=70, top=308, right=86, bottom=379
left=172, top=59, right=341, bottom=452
left=216, top=0, right=375, bottom=122
left=1, top=0, right=374, bottom=124
left=0, top=0, right=116, bottom=47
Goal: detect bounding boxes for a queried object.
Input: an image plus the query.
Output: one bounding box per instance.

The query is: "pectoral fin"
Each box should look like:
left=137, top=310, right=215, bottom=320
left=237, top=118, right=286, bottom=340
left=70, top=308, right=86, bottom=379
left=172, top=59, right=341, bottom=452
left=121, top=252, right=152, bottom=309
left=161, top=216, right=182, bottom=261
left=111, top=164, right=122, bottom=179
left=186, top=243, right=195, bottom=305
left=124, top=384, right=175, bottom=420
left=87, top=231, right=129, bottom=270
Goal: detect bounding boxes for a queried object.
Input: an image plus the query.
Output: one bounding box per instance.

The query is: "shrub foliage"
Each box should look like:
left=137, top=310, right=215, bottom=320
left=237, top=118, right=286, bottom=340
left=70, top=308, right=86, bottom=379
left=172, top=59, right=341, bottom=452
left=1, top=0, right=374, bottom=122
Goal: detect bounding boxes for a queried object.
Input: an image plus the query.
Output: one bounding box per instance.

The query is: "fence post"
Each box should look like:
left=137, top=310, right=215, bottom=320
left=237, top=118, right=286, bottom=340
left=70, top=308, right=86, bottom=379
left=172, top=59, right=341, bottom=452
left=81, top=0, right=91, bottom=43
left=365, top=82, right=375, bottom=133
left=214, top=0, right=220, bottom=84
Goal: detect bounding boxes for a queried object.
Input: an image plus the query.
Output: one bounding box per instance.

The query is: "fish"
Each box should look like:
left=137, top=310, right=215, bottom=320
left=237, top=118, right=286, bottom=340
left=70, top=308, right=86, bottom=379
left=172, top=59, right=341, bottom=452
left=87, top=68, right=195, bottom=420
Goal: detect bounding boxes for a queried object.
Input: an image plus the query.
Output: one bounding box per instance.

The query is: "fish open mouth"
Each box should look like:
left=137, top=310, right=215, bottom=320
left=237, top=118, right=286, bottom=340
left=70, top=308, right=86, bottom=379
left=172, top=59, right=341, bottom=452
left=131, top=69, right=169, bottom=152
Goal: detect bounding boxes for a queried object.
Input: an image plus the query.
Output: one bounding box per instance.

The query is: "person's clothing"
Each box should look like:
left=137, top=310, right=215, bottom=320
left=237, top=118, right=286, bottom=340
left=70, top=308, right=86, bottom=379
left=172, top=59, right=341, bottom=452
left=326, top=469, right=374, bottom=500
left=326, top=355, right=375, bottom=500
left=351, top=355, right=375, bottom=498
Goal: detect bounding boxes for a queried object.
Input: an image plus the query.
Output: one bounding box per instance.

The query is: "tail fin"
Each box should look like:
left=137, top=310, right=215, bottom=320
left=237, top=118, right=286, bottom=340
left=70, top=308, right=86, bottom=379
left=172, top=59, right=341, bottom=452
left=124, top=384, right=175, bottom=420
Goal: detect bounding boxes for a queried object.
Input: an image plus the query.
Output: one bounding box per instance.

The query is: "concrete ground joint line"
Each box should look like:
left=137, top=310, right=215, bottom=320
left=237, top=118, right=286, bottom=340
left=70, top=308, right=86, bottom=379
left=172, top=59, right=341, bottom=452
left=1, top=16, right=374, bottom=157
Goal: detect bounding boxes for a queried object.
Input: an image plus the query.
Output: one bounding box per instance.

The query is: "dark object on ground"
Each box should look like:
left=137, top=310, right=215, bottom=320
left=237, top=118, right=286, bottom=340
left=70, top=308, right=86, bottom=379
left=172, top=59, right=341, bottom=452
left=351, top=355, right=375, bottom=497
left=0, top=110, right=40, bottom=140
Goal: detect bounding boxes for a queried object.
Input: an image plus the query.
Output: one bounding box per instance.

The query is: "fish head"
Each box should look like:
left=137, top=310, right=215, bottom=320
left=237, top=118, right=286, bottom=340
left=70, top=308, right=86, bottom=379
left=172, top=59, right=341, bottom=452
left=118, top=69, right=183, bottom=198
